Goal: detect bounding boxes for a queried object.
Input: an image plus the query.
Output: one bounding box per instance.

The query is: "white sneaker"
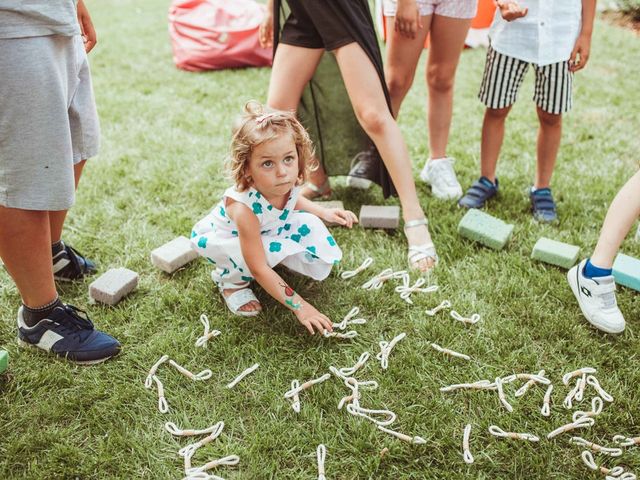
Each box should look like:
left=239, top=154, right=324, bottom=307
left=567, top=259, right=626, bottom=334
left=346, top=150, right=374, bottom=190
left=419, top=157, right=463, bottom=200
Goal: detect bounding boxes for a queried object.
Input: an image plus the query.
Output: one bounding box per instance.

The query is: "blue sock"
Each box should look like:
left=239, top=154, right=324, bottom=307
left=583, top=258, right=612, bottom=278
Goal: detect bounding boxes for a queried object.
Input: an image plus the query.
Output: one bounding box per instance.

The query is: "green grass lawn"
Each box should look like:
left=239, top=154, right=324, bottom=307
left=1, top=2, right=640, bottom=479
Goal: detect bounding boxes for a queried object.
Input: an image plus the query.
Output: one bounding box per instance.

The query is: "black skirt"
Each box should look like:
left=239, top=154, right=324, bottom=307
left=273, top=0, right=397, bottom=198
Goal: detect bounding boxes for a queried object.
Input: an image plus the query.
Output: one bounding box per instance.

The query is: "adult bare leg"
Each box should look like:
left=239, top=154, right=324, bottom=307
left=334, top=42, right=435, bottom=271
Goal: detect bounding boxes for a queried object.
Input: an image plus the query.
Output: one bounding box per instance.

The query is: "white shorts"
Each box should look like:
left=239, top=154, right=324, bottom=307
left=383, top=0, right=478, bottom=19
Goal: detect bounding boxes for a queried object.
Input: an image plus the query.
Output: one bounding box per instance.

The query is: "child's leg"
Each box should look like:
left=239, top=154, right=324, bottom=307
left=534, top=107, right=562, bottom=189
left=384, top=15, right=432, bottom=117
left=480, top=106, right=512, bottom=182
left=213, top=271, right=262, bottom=314
left=590, top=170, right=640, bottom=269
left=334, top=42, right=435, bottom=271
left=425, top=15, right=471, bottom=159
left=49, top=160, right=86, bottom=242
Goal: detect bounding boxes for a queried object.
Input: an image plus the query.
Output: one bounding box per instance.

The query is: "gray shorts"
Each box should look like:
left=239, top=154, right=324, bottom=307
left=0, top=34, right=100, bottom=211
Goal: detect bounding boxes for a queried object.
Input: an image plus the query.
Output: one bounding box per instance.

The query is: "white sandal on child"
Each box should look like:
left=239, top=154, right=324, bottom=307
left=404, top=218, right=438, bottom=272
left=220, top=287, right=262, bottom=317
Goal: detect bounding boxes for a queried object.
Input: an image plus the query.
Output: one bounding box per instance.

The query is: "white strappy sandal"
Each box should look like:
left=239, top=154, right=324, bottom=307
left=219, top=286, right=261, bottom=317
left=404, top=218, right=438, bottom=272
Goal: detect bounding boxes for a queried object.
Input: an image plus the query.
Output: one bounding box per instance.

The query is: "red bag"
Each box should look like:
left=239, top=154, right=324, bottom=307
left=169, top=0, right=273, bottom=72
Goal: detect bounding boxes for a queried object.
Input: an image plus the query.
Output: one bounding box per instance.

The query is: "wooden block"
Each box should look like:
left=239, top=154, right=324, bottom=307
left=314, top=200, right=344, bottom=227
left=151, top=236, right=198, bottom=273
left=458, top=209, right=513, bottom=250
left=531, top=237, right=580, bottom=269
left=613, top=253, right=640, bottom=292
left=0, top=350, right=7, bottom=375
left=359, top=205, right=400, bottom=229
left=89, top=268, right=139, bottom=305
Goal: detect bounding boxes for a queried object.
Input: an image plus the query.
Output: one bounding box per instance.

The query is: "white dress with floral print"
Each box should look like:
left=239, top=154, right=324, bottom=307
left=191, top=185, right=342, bottom=288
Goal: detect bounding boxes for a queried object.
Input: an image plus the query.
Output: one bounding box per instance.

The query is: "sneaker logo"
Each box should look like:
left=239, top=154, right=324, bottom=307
left=580, top=286, right=592, bottom=298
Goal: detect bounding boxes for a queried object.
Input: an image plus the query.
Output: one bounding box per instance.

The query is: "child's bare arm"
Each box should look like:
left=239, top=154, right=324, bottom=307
left=570, top=0, right=596, bottom=72
left=494, top=0, right=528, bottom=21
left=77, top=0, right=97, bottom=53
left=295, top=196, right=358, bottom=228
left=228, top=201, right=334, bottom=335
left=259, top=0, right=274, bottom=48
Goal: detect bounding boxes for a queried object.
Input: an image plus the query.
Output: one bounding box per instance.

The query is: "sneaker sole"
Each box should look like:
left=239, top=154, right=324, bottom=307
left=566, top=270, right=624, bottom=334
left=18, top=338, right=119, bottom=365
left=346, top=177, right=372, bottom=189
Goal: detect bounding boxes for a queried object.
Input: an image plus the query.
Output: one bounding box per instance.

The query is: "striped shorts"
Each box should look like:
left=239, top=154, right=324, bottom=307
left=478, top=46, right=573, bottom=115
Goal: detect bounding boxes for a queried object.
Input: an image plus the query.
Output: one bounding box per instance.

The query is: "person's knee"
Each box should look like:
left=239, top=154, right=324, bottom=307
left=427, top=65, right=455, bottom=94
left=537, top=108, right=562, bottom=128
left=485, top=106, right=511, bottom=121
left=386, top=70, right=412, bottom=99
left=354, top=105, right=390, bottom=135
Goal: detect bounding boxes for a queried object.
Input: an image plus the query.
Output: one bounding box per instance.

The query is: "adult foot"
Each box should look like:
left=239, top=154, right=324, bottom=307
left=420, top=157, right=463, bottom=200
left=404, top=219, right=437, bottom=273
left=53, top=241, right=97, bottom=282
left=222, top=286, right=262, bottom=315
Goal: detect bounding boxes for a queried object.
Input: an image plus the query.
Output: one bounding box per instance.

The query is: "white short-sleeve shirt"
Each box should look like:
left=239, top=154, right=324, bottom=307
left=489, top=0, right=583, bottom=66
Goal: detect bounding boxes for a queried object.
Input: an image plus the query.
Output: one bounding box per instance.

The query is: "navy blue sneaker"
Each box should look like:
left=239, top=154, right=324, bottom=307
left=530, top=187, right=558, bottom=223
left=53, top=244, right=97, bottom=282
left=458, top=176, right=498, bottom=209
left=17, top=304, right=120, bottom=364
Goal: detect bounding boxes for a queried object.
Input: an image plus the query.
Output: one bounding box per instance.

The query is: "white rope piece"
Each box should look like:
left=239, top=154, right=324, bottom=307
left=440, top=380, right=496, bottom=392
left=495, top=377, right=513, bottom=413
left=333, top=307, right=366, bottom=330
left=581, top=450, right=627, bottom=477
left=502, top=373, right=551, bottom=385
left=185, top=455, right=240, bottom=476
left=570, top=437, right=623, bottom=457
left=145, top=354, right=169, bottom=389
left=361, top=268, right=407, bottom=290
left=586, top=375, right=614, bottom=403
left=152, top=375, right=169, bottom=413
left=183, top=474, right=225, bottom=480
left=613, top=435, right=640, bottom=447
left=317, top=444, right=326, bottom=480
left=547, top=416, right=595, bottom=439
left=338, top=352, right=370, bottom=377
left=541, top=384, right=553, bottom=417
left=564, top=377, right=582, bottom=409
left=513, top=370, right=550, bottom=398
left=575, top=374, right=588, bottom=403
left=425, top=300, right=451, bottom=316
left=226, top=363, right=259, bottom=389
left=394, top=276, right=438, bottom=304
left=376, top=333, right=406, bottom=370
left=463, top=424, right=474, bottom=464
left=169, top=360, right=213, bottom=381
left=489, top=425, right=540, bottom=442
left=573, top=397, right=604, bottom=422
left=284, top=373, right=332, bottom=399
left=450, top=310, right=481, bottom=325
left=346, top=403, right=397, bottom=426
left=340, top=257, right=373, bottom=279
left=179, top=422, right=225, bottom=459
left=323, top=330, right=358, bottom=339
left=377, top=425, right=427, bottom=445
left=166, top=421, right=223, bottom=437
left=195, top=314, right=221, bottom=348
left=562, top=367, right=597, bottom=386
left=288, top=379, right=301, bottom=413
left=430, top=343, right=470, bottom=361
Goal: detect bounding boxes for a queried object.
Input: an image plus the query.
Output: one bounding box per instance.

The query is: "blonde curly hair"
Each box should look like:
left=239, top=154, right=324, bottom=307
left=227, top=101, right=316, bottom=191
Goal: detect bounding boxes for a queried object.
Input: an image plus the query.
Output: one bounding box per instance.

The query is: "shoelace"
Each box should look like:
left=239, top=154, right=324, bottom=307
left=332, top=307, right=367, bottom=330
left=495, top=377, right=513, bottom=412
left=541, top=384, right=554, bottom=417
left=613, top=435, right=640, bottom=447
left=450, top=310, right=481, bottom=325
left=152, top=375, right=169, bottom=413
left=340, top=257, right=373, bottom=279
left=425, top=300, right=451, bottom=316
left=377, top=425, right=426, bottom=445
left=489, top=425, right=539, bottom=442
left=169, top=360, right=213, bottom=381
left=463, top=424, right=474, bottom=464
left=376, top=333, right=406, bottom=370
left=573, top=397, right=604, bottom=422
left=195, top=314, right=221, bottom=348
left=145, top=354, right=169, bottom=389
left=226, top=363, right=259, bottom=389
left=55, top=304, right=95, bottom=339
left=430, top=343, right=470, bottom=361
left=178, top=422, right=225, bottom=459
left=317, top=444, right=326, bottom=480
left=547, top=416, right=595, bottom=440
left=165, top=421, right=223, bottom=437
left=395, top=277, right=438, bottom=304
left=570, top=437, right=623, bottom=457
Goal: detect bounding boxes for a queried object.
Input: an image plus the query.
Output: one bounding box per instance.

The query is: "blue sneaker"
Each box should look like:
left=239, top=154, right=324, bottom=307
left=17, top=304, right=120, bottom=364
left=530, top=187, right=558, bottom=223
left=458, top=176, right=498, bottom=209
left=53, top=243, right=97, bottom=282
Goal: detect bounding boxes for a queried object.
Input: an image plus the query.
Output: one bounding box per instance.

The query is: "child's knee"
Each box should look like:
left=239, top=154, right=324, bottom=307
left=537, top=108, right=562, bottom=127
left=485, top=106, right=511, bottom=121
left=426, top=65, right=455, bottom=94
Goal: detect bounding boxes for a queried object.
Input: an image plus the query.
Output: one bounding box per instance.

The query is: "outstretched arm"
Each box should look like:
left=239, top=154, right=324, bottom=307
left=295, top=196, right=358, bottom=228
left=228, top=201, right=333, bottom=334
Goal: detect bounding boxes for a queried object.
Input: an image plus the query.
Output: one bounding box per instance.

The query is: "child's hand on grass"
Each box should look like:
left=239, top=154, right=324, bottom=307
left=294, top=301, right=333, bottom=335
left=395, top=0, right=423, bottom=39
left=321, top=208, right=358, bottom=228
left=495, top=0, right=528, bottom=21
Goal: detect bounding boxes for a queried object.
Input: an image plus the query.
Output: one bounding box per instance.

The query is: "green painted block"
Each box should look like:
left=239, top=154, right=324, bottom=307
left=0, top=350, right=8, bottom=375
left=531, top=237, right=580, bottom=269
left=457, top=209, right=514, bottom=250
left=613, top=253, right=640, bottom=292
